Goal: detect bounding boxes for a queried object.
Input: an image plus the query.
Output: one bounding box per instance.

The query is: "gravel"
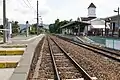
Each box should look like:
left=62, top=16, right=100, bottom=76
left=53, top=36, right=120, bottom=80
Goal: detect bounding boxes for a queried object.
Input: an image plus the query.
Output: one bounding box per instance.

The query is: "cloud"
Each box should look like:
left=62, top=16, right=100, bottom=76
left=39, top=6, right=51, bottom=16
left=0, top=0, right=120, bottom=24
left=0, top=0, right=50, bottom=24
left=43, top=0, right=120, bottom=24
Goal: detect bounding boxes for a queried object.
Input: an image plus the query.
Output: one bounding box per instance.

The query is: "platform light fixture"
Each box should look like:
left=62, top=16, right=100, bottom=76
left=114, top=7, right=120, bottom=37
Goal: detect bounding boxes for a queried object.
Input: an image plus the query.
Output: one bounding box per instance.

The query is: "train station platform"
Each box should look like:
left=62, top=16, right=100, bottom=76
left=0, top=68, right=15, bottom=80
left=87, top=36, right=120, bottom=50
left=57, top=34, right=120, bottom=50
left=0, top=56, right=21, bottom=68
left=0, top=34, right=45, bottom=80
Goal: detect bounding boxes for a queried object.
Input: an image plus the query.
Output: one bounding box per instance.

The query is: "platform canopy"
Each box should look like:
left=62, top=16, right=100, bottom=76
left=60, top=21, right=91, bottom=29
left=104, top=15, right=120, bottom=23
left=91, top=25, right=110, bottom=29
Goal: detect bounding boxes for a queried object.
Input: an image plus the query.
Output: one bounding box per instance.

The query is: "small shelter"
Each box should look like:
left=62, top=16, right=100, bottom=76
left=104, top=15, right=120, bottom=36
left=60, top=21, right=90, bottom=35
left=87, top=18, right=110, bottom=36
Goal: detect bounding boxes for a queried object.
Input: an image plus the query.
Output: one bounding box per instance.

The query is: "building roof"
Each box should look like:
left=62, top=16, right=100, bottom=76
left=90, top=18, right=105, bottom=25
left=60, top=21, right=90, bottom=29
left=89, top=18, right=110, bottom=29
left=81, top=17, right=96, bottom=21
left=88, top=3, right=96, bottom=9
left=91, top=25, right=110, bottom=29
left=102, top=15, right=120, bottom=23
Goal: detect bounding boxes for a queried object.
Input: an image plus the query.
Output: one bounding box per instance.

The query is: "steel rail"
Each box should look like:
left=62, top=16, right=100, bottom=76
left=50, top=36, right=93, bottom=80
left=76, top=37, right=120, bottom=56
left=57, top=36, right=120, bottom=62
left=71, top=41, right=120, bottom=62
left=47, top=37, right=61, bottom=80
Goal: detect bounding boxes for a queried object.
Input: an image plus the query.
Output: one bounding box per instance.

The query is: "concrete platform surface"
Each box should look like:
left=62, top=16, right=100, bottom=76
left=9, top=34, right=45, bottom=80
left=0, top=56, right=21, bottom=62
left=48, top=79, right=84, bottom=80
left=0, top=34, right=44, bottom=46
left=0, top=48, right=26, bottom=50
left=0, top=44, right=27, bottom=48
left=9, top=34, right=45, bottom=45
left=0, top=68, right=14, bottom=80
left=11, top=35, right=37, bottom=40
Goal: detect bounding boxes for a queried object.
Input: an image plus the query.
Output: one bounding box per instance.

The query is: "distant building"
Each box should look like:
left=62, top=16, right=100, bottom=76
left=81, top=3, right=96, bottom=21
left=19, top=24, right=26, bottom=30
left=81, top=3, right=110, bottom=36
left=19, top=24, right=31, bottom=33
left=43, top=24, right=49, bottom=29
left=60, top=3, right=110, bottom=36
left=87, top=18, right=110, bottom=36
left=104, top=15, right=120, bottom=36
left=88, top=3, right=96, bottom=18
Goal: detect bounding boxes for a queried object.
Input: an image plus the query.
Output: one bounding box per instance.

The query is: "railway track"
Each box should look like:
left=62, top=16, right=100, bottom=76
left=48, top=36, right=96, bottom=80
left=57, top=35, right=120, bottom=62
left=28, top=36, right=97, bottom=80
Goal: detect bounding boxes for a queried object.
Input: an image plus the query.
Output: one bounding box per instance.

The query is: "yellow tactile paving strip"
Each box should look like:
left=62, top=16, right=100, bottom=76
left=0, top=56, right=21, bottom=68
left=0, top=62, right=18, bottom=68
left=0, top=45, right=27, bottom=48
left=0, top=48, right=25, bottom=55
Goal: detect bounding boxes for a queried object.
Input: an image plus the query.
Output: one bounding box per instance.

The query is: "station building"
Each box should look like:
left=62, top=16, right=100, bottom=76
left=60, top=3, right=110, bottom=36
left=104, top=15, right=120, bottom=36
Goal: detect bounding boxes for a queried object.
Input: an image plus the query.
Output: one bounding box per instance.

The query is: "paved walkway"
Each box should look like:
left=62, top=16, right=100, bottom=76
left=9, top=33, right=45, bottom=80
left=0, top=34, right=44, bottom=46
left=0, top=68, right=15, bottom=80
left=0, top=34, right=45, bottom=80
left=0, top=55, right=21, bottom=62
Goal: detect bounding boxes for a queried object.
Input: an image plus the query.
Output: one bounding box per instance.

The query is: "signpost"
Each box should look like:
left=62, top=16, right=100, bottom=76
left=7, top=21, right=12, bottom=43
left=26, top=21, right=29, bottom=37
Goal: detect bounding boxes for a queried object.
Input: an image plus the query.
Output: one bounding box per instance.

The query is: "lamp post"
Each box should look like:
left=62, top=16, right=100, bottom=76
left=105, top=20, right=107, bottom=36
left=105, top=18, right=111, bottom=36
left=114, top=7, right=120, bottom=37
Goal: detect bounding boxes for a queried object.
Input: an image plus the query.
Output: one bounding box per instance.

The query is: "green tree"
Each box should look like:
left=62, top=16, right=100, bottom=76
left=49, top=19, right=69, bottom=33
left=69, top=19, right=73, bottom=22
left=49, top=24, right=55, bottom=33
left=54, top=19, right=60, bottom=33
left=0, top=25, right=3, bottom=35
left=0, top=25, right=3, bottom=29
left=12, top=21, right=20, bottom=34
left=30, top=24, right=37, bottom=34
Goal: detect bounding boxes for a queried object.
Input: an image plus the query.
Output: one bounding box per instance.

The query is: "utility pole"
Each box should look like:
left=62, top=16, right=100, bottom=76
left=3, top=0, right=7, bottom=43
left=37, top=0, right=39, bottom=35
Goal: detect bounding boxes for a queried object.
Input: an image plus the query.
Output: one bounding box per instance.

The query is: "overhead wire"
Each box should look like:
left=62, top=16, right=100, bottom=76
left=22, top=0, right=37, bottom=13
left=21, top=0, right=43, bottom=23
left=26, top=0, right=37, bottom=13
left=25, top=0, right=42, bottom=20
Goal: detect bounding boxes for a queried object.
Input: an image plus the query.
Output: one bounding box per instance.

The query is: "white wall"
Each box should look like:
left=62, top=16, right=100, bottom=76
left=88, top=8, right=96, bottom=17
left=62, top=29, right=66, bottom=34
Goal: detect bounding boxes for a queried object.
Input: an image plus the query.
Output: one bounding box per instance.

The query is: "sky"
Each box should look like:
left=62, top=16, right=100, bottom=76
left=0, top=0, right=120, bottom=24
